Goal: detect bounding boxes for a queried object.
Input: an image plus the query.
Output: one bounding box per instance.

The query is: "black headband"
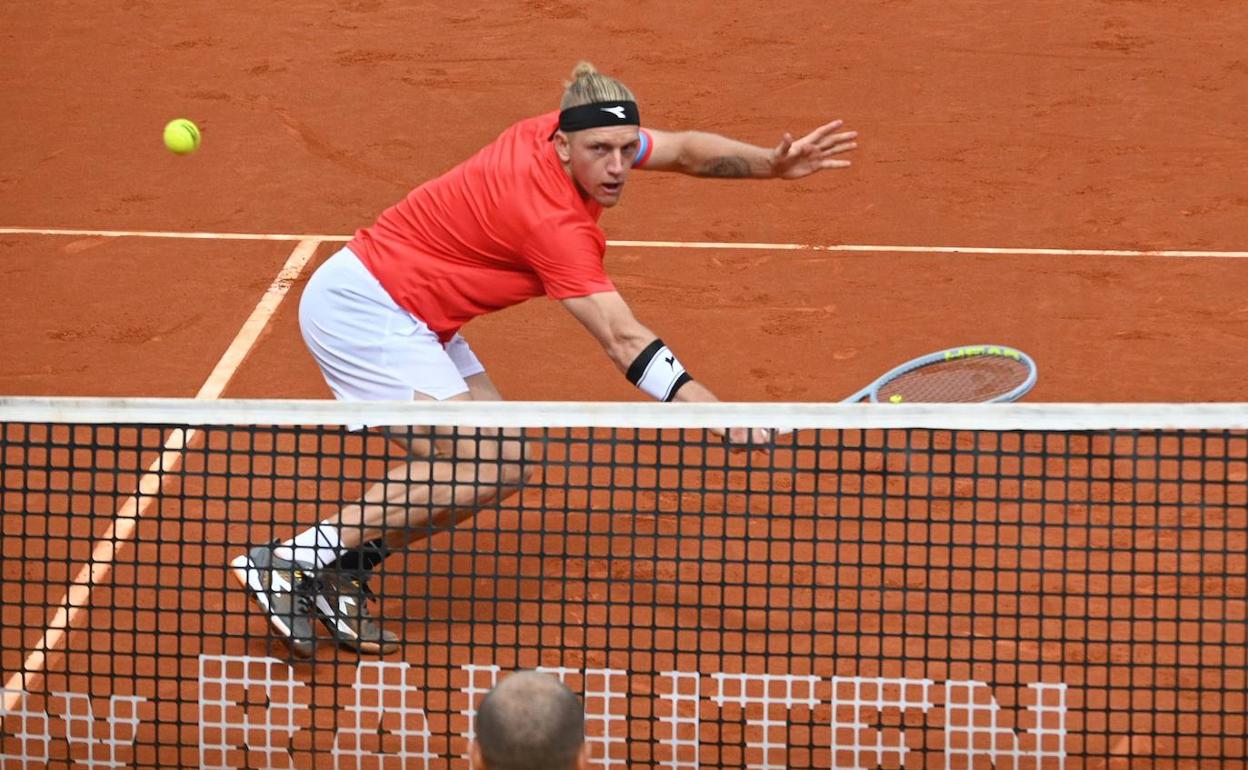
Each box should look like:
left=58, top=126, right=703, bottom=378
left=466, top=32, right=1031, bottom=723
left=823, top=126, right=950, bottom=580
left=556, top=100, right=641, bottom=134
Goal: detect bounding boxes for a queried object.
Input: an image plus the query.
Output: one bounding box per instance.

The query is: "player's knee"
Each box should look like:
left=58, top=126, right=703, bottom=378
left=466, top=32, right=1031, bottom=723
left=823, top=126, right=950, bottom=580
left=496, top=463, right=528, bottom=489
left=470, top=458, right=529, bottom=490
left=438, top=429, right=532, bottom=488
left=499, top=452, right=533, bottom=488
left=505, top=432, right=534, bottom=464
left=488, top=430, right=532, bottom=485
left=515, top=458, right=536, bottom=486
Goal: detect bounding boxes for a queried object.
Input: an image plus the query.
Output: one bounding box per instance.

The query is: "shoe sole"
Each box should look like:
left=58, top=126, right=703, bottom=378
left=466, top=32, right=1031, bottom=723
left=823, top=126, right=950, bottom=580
left=230, top=553, right=315, bottom=658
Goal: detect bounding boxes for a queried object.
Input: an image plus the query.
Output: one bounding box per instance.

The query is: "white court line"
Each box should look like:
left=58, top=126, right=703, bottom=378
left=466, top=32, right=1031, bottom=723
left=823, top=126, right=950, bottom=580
left=1, top=238, right=321, bottom=715
left=0, top=226, right=348, bottom=243
left=2, top=225, right=1246, bottom=258
left=609, top=240, right=1248, bottom=258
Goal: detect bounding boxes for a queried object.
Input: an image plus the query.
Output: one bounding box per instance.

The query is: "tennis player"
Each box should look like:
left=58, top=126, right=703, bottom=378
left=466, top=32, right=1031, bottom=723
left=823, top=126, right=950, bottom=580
left=231, top=61, right=858, bottom=657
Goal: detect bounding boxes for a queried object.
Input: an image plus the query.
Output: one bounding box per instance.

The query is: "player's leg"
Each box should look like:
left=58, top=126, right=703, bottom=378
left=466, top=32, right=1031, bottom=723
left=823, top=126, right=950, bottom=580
left=310, top=402, right=530, bottom=654
left=349, top=338, right=522, bottom=543
left=267, top=259, right=529, bottom=653
left=327, top=420, right=529, bottom=550
left=230, top=247, right=488, bottom=655
left=326, top=351, right=527, bottom=558
left=315, top=332, right=519, bottom=561
left=314, top=345, right=531, bottom=653
left=311, top=365, right=524, bottom=653
left=233, top=246, right=402, bottom=657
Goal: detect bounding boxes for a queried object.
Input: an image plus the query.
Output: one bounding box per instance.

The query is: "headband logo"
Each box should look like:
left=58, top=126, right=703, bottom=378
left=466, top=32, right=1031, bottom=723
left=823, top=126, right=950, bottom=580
left=600, top=106, right=627, bottom=119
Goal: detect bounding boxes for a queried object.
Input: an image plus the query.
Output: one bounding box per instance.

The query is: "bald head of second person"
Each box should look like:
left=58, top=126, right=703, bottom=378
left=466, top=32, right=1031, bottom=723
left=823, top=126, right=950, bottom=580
left=472, top=670, right=588, bottom=770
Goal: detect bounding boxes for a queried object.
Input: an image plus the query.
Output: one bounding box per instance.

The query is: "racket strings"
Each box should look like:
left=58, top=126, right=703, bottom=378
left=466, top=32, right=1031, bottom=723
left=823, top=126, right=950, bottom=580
left=879, top=357, right=1031, bottom=403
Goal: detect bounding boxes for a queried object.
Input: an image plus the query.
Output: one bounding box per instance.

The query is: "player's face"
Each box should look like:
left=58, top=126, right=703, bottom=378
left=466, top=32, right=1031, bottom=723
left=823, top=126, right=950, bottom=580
left=558, top=126, right=642, bottom=207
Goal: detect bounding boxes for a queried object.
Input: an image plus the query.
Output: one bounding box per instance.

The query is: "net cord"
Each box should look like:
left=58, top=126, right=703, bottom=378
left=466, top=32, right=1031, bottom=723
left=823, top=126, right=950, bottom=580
left=2, top=397, right=1247, bottom=430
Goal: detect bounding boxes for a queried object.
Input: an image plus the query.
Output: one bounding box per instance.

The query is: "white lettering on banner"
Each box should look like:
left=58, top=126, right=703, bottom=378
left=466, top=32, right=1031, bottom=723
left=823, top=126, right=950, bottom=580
left=0, top=687, right=51, bottom=768
left=944, top=681, right=1068, bottom=768
left=0, top=690, right=146, bottom=769
left=457, top=663, right=500, bottom=754
left=197, top=655, right=310, bottom=770
left=1, top=660, right=1069, bottom=768
left=712, top=674, right=821, bottom=770
left=332, top=662, right=436, bottom=769
left=56, top=692, right=145, bottom=769
left=830, top=677, right=1067, bottom=770
left=578, top=668, right=628, bottom=769
left=659, top=671, right=701, bottom=770
left=830, top=677, right=935, bottom=769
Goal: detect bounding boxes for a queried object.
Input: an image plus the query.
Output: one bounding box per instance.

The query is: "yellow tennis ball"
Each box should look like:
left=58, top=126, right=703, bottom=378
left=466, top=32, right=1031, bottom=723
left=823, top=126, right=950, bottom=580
left=889, top=394, right=904, bottom=403
left=163, top=118, right=201, bottom=155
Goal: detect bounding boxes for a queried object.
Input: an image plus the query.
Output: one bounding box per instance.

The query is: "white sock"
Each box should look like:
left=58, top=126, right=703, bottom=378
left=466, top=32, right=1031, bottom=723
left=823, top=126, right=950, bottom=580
left=274, top=524, right=343, bottom=569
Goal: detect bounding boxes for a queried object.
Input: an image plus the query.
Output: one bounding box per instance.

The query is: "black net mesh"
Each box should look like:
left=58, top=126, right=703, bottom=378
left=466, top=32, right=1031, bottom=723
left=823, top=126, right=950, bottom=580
left=1, top=415, right=1245, bottom=768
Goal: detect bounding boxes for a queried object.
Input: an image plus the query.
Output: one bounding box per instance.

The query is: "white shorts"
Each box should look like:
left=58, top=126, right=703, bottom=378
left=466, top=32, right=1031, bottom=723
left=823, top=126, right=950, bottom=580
left=298, top=247, right=485, bottom=402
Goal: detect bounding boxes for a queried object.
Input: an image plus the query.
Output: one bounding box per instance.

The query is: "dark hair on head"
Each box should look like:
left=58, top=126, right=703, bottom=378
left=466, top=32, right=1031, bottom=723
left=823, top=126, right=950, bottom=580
left=476, top=671, right=585, bottom=770
left=560, top=60, right=636, bottom=109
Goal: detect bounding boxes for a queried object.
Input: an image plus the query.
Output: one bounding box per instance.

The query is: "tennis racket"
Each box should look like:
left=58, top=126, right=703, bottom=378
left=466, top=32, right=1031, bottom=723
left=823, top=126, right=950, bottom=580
left=843, top=344, right=1037, bottom=403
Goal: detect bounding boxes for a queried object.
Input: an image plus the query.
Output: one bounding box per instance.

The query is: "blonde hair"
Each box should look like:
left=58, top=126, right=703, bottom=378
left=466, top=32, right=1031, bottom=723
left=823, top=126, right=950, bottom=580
left=560, top=61, right=636, bottom=109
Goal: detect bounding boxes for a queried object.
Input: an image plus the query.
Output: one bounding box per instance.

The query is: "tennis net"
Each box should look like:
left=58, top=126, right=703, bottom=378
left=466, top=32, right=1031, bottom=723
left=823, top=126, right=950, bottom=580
left=1, top=398, right=1245, bottom=769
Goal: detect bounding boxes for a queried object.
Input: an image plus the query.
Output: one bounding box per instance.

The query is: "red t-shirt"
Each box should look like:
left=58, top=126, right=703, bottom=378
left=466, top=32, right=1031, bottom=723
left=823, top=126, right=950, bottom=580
left=349, top=111, right=652, bottom=341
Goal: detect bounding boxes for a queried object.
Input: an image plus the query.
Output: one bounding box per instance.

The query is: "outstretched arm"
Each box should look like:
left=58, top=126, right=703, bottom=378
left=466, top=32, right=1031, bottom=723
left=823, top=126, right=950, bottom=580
left=640, top=119, right=858, bottom=179
left=561, top=291, right=770, bottom=443
left=560, top=291, right=713, bottom=403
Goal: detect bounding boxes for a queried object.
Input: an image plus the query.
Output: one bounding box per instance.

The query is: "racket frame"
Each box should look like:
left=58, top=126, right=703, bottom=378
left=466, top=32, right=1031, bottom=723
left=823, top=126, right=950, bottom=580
left=842, top=344, right=1038, bottom=403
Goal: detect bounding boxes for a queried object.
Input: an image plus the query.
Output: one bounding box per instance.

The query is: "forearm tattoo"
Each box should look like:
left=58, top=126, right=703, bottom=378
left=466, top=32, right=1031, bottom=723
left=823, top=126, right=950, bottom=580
left=698, top=156, right=752, bottom=178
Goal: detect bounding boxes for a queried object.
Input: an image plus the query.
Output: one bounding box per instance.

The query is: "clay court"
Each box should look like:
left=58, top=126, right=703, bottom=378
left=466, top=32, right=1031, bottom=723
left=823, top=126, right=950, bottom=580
left=2, top=1, right=1246, bottom=768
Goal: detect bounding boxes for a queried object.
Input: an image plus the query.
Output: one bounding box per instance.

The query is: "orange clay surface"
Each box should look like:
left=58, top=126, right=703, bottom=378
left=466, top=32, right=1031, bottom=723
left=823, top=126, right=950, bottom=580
left=1, top=2, right=1246, bottom=768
